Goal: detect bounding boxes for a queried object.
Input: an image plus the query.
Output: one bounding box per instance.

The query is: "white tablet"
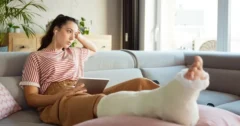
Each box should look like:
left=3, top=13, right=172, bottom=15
left=77, top=77, right=109, bottom=94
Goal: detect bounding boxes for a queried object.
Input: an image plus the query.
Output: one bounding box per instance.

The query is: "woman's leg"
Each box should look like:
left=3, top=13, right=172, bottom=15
left=39, top=78, right=158, bottom=125
left=103, top=78, right=160, bottom=95
left=96, top=56, right=210, bottom=126
left=94, top=78, right=159, bottom=118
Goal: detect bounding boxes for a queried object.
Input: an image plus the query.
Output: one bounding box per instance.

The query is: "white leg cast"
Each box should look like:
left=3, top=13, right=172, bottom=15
left=155, top=69, right=209, bottom=126
left=97, top=69, right=209, bottom=126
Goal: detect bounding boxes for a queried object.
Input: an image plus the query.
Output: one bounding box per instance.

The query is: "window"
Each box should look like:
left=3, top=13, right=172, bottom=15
left=230, top=0, right=240, bottom=52
left=156, top=0, right=233, bottom=52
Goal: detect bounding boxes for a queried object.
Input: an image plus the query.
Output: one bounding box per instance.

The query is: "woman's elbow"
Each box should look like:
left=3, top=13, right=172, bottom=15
left=23, top=86, right=40, bottom=108
left=25, top=94, right=38, bottom=108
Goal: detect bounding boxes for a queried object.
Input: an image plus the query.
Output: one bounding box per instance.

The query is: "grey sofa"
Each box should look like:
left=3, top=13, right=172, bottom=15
left=0, top=50, right=240, bottom=126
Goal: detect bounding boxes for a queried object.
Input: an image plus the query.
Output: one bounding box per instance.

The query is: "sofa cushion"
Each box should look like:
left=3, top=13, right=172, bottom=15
left=0, top=77, right=28, bottom=109
left=125, top=51, right=185, bottom=68
left=0, top=52, right=29, bottom=77
left=184, top=51, right=240, bottom=70
left=84, top=51, right=136, bottom=72
left=217, top=101, right=240, bottom=115
left=204, top=68, right=240, bottom=96
left=141, top=66, right=186, bottom=86
left=0, top=83, right=21, bottom=120
left=85, top=69, right=143, bottom=88
left=0, top=109, right=41, bottom=124
left=197, top=90, right=240, bottom=106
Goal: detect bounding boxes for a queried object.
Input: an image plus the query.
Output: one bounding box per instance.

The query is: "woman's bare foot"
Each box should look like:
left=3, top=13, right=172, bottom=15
left=184, top=56, right=206, bottom=80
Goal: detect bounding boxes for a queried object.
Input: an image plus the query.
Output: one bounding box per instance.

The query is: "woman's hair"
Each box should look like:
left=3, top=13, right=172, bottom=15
left=38, top=14, right=78, bottom=50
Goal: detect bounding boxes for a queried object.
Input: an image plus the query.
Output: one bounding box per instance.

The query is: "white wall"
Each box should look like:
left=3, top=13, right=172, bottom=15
left=27, top=0, right=122, bottom=50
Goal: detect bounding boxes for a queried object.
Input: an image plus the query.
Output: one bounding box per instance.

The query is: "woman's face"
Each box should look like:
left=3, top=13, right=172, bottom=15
left=54, top=21, right=78, bottom=49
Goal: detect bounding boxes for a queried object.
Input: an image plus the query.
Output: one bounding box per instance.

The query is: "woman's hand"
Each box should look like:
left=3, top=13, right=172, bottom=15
left=55, top=83, right=87, bottom=99
left=71, top=83, right=88, bottom=95
left=74, top=30, right=97, bottom=54
left=75, top=31, right=83, bottom=40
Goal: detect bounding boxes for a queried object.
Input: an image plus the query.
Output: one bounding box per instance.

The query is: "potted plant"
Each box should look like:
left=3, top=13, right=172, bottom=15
left=13, top=25, right=21, bottom=33
left=7, top=23, right=14, bottom=33
left=0, top=0, right=47, bottom=38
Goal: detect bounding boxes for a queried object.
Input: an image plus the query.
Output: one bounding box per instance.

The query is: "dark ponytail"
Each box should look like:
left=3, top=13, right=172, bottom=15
left=38, top=14, right=78, bottom=51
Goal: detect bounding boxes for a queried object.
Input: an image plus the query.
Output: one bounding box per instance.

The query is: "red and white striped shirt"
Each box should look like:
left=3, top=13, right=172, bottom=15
left=19, top=47, right=89, bottom=94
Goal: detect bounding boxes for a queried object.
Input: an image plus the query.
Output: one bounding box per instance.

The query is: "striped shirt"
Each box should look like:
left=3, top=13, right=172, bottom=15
left=19, top=47, right=89, bottom=94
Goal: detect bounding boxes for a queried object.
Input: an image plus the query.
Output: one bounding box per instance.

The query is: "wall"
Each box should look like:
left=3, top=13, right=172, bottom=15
left=28, top=0, right=122, bottom=50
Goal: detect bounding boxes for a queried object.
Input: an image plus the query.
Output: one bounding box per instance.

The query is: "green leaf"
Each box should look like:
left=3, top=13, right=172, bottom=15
left=7, top=22, right=13, bottom=27
left=70, top=41, right=77, bottom=47
left=29, top=21, right=45, bottom=32
left=13, top=25, right=20, bottom=28
left=80, top=21, right=85, bottom=27
left=31, top=3, right=46, bottom=12
left=81, top=17, right=86, bottom=21
left=21, top=24, right=36, bottom=38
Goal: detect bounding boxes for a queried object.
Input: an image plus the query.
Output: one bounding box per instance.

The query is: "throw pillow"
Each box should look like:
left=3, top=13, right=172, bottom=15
left=74, top=115, right=181, bottom=126
left=196, top=104, right=240, bottom=126
left=0, top=82, right=22, bottom=120
left=75, top=105, right=240, bottom=126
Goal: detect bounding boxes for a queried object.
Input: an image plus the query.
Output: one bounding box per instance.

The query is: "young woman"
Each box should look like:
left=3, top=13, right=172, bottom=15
left=19, top=14, right=209, bottom=126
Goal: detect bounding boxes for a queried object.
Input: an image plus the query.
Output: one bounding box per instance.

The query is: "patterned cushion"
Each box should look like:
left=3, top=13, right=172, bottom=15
left=0, top=82, right=21, bottom=120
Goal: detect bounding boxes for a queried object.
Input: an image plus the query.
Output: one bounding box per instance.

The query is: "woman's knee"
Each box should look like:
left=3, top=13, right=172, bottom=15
left=131, top=78, right=147, bottom=82
left=130, top=78, right=151, bottom=86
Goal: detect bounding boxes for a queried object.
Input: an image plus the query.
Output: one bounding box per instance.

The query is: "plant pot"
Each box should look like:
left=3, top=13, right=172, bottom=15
left=8, top=28, right=14, bottom=33
left=0, top=46, right=8, bottom=52
left=14, top=28, right=21, bottom=33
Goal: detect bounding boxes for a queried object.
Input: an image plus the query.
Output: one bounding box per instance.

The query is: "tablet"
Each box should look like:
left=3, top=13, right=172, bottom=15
left=77, top=77, right=109, bottom=94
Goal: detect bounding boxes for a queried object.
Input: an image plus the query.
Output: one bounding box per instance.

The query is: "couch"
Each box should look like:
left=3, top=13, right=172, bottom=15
left=0, top=50, right=240, bottom=126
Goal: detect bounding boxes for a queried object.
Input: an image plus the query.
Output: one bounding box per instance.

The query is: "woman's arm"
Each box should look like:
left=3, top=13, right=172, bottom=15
left=76, top=32, right=97, bottom=56
left=24, top=86, right=59, bottom=108
left=24, top=84, right=87, bottom=108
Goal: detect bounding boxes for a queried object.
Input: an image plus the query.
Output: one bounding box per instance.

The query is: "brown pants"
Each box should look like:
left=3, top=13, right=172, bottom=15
left=38, top=78, right=159, bottom=126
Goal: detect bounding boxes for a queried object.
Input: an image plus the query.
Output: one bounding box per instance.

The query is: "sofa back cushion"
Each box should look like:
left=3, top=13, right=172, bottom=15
left=125, top=51, right=186, bottom=85
left=141, top=66, right=186, bottom=86
left=185, top=51, right=240, bottom=96
left=85, top=51, right=136, bottom=71
left=125, top=51, right=185, bottom=68
left=85, top=69, right=143, bottom=88
left=185, top=51, right=240, bottom=70
left=84, top=51, right=142, bottom=88
left=0, top=52, right=29, bottom=77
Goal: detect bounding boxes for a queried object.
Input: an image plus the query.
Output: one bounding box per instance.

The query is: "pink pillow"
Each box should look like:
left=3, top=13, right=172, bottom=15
left=0, top=82, right=21, bottom=120
left=75, top=105, right=240, bottom=126
left=74, top=115, right=181, bottom=126
left=197, top=105, right=240, bottom=126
